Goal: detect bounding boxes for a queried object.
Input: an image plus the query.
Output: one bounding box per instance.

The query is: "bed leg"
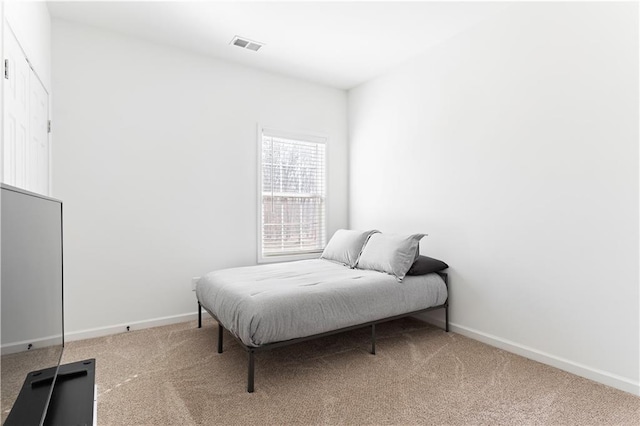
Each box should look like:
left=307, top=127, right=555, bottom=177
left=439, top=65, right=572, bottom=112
left=445, top=304, right=449, bottom=333
left=198, top=302, right=202, bottom=328
left=247, top=350, right=255, bottom=393
left=371, top=324, right=376, bottom=355
left=217, top=322, right=224, bottom=354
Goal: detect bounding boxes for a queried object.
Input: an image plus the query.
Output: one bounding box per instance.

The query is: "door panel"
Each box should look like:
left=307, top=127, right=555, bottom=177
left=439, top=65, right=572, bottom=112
left=29, top=71, right=48, bottom=194
left=3, top=28, right=29, bottom=189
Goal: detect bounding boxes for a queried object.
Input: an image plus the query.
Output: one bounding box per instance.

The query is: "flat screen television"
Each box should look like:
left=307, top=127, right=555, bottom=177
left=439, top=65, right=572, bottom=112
left=1, top=183, right=64, bottom=425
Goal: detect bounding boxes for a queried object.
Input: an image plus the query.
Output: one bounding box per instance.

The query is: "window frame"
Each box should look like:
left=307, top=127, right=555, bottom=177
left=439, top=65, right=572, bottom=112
left=256, top=124, right=329, bottom=264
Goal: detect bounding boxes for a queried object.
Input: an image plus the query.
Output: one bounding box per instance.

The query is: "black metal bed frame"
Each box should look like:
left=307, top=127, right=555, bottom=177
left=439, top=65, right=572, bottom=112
left=198, top=272, right=448, bottom=393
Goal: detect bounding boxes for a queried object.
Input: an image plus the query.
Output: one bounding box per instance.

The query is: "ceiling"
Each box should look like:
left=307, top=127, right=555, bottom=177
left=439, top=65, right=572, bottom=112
left=47, top=1, right=508, bottom=90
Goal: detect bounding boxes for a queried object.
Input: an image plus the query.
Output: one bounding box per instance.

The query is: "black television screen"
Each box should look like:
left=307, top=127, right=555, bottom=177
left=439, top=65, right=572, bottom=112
left=1, top=184, right=64, bottom=425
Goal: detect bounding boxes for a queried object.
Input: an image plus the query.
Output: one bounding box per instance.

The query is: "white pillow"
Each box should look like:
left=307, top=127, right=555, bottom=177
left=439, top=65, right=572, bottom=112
left=321, top=229, right=379, bottom=268
left=356, top=233, right=426, bottom=281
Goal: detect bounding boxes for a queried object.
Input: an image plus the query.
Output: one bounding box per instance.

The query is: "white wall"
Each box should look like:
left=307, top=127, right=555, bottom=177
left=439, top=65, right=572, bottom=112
left=349, top=3, right=639, bottom=394
left=51, top=20, right=348, bottom=336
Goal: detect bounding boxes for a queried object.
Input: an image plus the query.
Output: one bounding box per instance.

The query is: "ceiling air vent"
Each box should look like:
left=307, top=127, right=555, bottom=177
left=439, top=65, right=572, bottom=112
left=230, top=36, right=264, bottom=52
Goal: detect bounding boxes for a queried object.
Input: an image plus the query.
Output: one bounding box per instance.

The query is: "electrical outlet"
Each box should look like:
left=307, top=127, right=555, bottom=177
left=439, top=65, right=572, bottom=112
left=191, top=277, right=200, bottom=291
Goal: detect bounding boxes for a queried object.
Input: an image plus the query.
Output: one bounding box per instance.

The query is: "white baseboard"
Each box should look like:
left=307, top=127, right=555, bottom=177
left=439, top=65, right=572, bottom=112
left=414, top=313, right=639, bottom=396
left=64, top=312, right=198, bottom=343
left=414, top=312, right=447, bottom=330
left=1, top=334, right=63, bottom=355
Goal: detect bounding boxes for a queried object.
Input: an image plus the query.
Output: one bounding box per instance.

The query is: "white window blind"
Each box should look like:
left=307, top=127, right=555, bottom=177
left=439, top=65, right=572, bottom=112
left=260, top=129, right=326, bottom=260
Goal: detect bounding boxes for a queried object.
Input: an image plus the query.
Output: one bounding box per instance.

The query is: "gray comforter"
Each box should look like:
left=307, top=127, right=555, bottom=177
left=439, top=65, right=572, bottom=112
left=196, top=259, right=447, bottom=347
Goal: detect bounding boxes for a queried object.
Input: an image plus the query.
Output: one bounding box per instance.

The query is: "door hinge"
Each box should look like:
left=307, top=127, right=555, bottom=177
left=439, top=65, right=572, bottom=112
left=4, top=59, right=8, bottom=79
left=47, top=120, right=52, bottom=134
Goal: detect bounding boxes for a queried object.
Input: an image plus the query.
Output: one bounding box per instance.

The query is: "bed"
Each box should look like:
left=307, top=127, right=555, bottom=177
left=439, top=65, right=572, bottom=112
left=196, top=230, right=449, bottom=392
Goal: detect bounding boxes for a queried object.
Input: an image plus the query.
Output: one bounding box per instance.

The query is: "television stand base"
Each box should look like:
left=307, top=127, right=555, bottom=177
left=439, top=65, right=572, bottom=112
left=5, top=359, right=96, bottom=426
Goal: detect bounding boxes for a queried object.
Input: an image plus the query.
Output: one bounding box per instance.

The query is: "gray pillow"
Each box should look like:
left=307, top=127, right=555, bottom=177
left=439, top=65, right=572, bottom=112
left=320, top=229, right=379, bottom=268
left=356, top=233, right=426, bottom=281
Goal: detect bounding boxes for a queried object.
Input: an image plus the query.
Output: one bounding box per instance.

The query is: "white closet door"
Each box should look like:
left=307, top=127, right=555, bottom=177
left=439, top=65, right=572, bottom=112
left=3, top=26, right=50, bottom=195
left=3, top=28, right=29, bottom=190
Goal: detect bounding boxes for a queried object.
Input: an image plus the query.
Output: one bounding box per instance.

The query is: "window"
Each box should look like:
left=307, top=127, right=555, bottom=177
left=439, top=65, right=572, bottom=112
left=258, top=127, right=327, bottom=262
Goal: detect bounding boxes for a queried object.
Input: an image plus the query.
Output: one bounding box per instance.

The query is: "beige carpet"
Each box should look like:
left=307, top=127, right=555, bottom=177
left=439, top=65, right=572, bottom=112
left=56, top=318, right=639, bottom=425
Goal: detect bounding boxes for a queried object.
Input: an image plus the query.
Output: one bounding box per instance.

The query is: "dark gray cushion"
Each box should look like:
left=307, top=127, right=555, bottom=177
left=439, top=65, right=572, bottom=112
left=407, top=255, right=448, bottom=276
